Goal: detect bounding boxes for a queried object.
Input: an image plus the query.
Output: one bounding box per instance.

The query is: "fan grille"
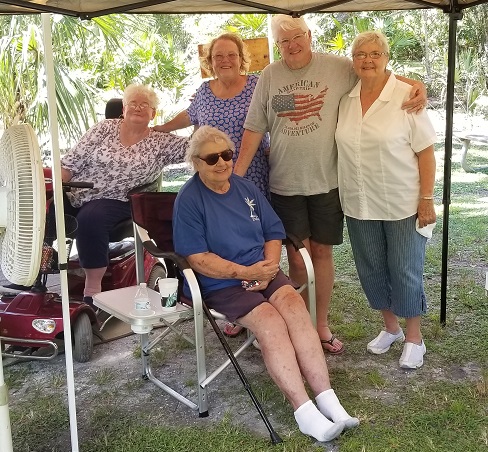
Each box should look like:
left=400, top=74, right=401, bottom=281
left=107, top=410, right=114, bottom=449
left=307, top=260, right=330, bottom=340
left=0, top=124, right=46, bottom=286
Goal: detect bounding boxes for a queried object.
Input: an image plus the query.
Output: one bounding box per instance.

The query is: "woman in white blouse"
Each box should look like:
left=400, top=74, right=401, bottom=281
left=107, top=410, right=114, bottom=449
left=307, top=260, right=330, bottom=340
left=335, top=31, right=437, bottom=369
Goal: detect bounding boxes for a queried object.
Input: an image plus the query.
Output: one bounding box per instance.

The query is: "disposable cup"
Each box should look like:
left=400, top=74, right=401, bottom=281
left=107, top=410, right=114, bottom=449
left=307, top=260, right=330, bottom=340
left=158, top=278, right=179, bottom=311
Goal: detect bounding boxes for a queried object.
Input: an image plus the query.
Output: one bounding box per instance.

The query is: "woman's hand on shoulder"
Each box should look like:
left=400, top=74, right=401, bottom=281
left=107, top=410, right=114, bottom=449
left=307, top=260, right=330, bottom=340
left=152, top=124, right=170, bottom=133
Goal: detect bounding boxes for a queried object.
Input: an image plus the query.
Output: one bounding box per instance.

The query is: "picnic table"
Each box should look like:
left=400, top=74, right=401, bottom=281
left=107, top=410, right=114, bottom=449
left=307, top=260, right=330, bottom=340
left=455, top=132, right=488, bottom=172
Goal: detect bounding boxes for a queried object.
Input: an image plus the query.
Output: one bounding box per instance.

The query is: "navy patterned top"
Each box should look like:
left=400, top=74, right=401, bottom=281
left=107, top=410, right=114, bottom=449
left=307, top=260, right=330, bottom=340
left=187, top=74, right=270, bottom=198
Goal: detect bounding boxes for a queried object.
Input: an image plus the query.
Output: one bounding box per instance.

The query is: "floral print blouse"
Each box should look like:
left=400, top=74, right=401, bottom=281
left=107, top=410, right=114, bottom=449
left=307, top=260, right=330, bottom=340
left=61, top=119, right=188, bottom=207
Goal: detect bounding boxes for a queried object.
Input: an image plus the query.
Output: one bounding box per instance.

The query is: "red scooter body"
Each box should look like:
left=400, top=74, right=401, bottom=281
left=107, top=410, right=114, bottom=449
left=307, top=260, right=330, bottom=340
left=0, top=168, right=165, bottom=362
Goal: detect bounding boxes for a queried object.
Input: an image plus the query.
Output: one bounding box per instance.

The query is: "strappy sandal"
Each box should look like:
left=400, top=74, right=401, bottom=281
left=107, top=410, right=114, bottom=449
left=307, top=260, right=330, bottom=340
left=223, top=322, right=245, bottom=338
left=321, top=335, right=345, bottom=355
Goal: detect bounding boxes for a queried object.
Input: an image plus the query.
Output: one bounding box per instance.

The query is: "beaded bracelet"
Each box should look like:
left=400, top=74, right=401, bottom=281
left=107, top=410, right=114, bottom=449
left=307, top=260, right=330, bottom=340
left=420, top=196, right=434, bottom=200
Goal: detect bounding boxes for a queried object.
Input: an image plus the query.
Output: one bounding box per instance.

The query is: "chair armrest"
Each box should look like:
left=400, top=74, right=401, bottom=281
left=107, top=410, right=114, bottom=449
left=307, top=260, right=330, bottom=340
left=142, top=240, right=191, bottom=272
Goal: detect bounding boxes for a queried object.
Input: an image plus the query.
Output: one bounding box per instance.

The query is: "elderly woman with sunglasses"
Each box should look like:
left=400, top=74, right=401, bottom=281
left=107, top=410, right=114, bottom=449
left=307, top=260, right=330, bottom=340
left=173, top=125, right=359, bottom=443
left=46, top=84, right=187, bottom=305
left=155, top=32, right=270, bottom=339
left=335, top=31, right=437, bottom=369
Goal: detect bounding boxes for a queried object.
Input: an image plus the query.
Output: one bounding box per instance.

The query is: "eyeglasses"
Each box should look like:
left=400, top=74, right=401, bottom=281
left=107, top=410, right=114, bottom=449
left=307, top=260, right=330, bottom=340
left=353, top=51, right=388, bottom=60
left=212, top=53, right=239, bottom=62
left=277, top=32, right=308, bottom=48
left=197, top=149, right=233, bottom=165
left=125, top=101, right=153, bottom=110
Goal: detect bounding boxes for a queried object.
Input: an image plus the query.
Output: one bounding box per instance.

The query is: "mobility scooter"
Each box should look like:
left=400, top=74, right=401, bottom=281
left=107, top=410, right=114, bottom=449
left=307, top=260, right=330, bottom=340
left=0, top=168, right=166, bottom=363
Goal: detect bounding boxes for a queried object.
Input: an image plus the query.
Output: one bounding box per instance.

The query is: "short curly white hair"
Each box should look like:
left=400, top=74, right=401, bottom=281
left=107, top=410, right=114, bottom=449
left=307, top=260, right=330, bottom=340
left=351, top=31, right=390, bottom=56
left=186, top=125, right=235, bottom=169
left=270, top=14, right=310, bottom=43
left=123, top=84, right=159, bottom=109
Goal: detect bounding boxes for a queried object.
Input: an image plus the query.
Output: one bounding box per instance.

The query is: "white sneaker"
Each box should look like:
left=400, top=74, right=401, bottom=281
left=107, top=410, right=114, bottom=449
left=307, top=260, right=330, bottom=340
left=367, top=329, right=405, bottom=354
left=399, top=341, right=426, bottom=369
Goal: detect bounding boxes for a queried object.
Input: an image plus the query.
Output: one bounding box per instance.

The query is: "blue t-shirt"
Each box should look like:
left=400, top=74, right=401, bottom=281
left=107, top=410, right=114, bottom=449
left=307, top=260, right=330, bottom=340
left=173, top=173, right=285, bottom=296
left=187, top=75, right=270, bottom=198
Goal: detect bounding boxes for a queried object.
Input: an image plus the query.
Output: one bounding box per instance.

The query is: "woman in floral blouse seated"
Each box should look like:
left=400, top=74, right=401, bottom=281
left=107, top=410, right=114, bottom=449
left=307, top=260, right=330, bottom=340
left=55, top=84, right=187, bottom=305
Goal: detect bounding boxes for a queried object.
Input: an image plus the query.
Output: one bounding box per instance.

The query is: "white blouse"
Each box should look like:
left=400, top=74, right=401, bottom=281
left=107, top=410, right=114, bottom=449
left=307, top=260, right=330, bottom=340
left=335, top=73, right=437, bottom=221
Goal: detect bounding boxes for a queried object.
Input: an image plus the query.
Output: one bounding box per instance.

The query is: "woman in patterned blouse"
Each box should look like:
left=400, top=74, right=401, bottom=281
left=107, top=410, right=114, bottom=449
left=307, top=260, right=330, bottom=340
left=57, top=84, right=188, bottom=306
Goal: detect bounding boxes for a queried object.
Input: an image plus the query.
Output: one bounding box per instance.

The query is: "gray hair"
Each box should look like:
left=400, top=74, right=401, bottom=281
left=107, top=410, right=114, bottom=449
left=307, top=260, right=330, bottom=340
left=270, top=14, right=310, bottom=43
left=186, top=125, right=235, bottom=169
left=351, top=31, right=390, bottom=56
left=123, top=84, right=159, bottom=109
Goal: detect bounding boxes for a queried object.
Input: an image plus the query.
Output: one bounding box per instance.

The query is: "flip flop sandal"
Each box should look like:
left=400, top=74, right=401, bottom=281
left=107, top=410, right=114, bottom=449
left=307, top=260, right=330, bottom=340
left=321, top=335, right=345, bottom=355
left=223, top=323, right=245, bottom=338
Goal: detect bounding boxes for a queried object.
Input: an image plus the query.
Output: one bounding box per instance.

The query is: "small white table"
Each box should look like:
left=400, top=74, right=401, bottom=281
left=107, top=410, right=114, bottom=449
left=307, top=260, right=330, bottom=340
left=93, top=286, right=190, bottom=334
left=93, top=286, right=209, bottom=416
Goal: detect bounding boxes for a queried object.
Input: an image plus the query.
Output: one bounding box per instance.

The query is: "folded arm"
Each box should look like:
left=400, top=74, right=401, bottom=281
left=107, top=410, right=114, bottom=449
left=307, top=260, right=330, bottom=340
left=186, top=247, right=279, bottom=283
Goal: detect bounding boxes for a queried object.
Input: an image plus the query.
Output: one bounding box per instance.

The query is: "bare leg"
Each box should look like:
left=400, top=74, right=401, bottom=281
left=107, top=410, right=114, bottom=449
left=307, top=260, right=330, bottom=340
left=238, top=298, right=320, bottom=409
left=405, top=316, right=422, bottom=344
left=287, top=239, right=341, bottom=351
left=265, top=286, right=358, bottom=428
left=83, top=266, right=107, bottom=297
left=381, top=309, right=402, bottom=334
left=238, top=292, right=346, bottom=441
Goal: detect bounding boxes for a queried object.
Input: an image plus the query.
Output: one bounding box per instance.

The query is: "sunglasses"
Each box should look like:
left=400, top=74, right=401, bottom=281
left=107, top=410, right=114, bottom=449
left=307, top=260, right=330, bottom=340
left=197, top=149, right=233, bottom=166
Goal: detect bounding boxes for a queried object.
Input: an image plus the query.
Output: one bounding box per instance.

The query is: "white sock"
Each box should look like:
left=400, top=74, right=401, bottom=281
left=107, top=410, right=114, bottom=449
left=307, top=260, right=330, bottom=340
left=316, top=389, right=360, bottom=429
left=294, top=400, right=345, bottom=442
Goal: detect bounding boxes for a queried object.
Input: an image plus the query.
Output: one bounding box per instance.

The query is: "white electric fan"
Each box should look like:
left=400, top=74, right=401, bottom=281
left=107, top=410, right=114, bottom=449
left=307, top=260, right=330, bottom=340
left=0, top=124, right=46, bottom=285
left=0, top=123, right=46, bottom=452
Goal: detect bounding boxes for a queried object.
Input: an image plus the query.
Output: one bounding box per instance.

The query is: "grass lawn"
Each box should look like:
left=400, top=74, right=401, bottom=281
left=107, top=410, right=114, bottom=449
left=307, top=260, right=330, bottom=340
left=4, top=136, right=488, bottom=452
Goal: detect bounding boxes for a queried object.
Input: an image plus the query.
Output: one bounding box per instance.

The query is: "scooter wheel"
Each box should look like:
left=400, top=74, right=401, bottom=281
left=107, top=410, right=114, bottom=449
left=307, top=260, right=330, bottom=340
left=73, top=312, right=93, bottom=363
left=146, top=265, right=167, bottom=291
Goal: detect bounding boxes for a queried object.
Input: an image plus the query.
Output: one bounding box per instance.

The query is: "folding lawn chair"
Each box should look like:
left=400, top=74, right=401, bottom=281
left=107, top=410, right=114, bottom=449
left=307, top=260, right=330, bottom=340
left=128, top=191, right=317, bottom=444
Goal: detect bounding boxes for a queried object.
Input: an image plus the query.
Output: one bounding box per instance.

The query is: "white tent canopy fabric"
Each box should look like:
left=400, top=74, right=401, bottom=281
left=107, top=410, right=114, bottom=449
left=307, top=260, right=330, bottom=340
left=0, top=0, right=485, bottom=17
left=0, top=1, right=487, bottom=451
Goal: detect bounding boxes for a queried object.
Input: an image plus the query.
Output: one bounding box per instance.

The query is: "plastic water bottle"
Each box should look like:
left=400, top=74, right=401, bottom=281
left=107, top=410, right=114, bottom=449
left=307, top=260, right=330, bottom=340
left=133, top=283, right=151, bottom=311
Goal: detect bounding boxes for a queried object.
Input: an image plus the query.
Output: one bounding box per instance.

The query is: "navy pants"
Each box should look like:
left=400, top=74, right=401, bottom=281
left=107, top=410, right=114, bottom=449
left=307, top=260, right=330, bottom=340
left=46, top=193, right=131, bottom=268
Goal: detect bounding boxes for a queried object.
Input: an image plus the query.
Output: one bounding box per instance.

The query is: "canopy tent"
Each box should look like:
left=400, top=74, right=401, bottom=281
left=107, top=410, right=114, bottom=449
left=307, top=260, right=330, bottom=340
left=1, top=0, right=485, bottom=321
left=0, top=0, right=486, bottom=16
left=0, top=1, right=486, bottom=451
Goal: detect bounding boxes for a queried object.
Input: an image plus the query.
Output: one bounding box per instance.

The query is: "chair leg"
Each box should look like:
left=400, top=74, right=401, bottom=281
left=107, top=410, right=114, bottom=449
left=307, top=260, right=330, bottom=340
left=201, top=302, right=283, bottom=445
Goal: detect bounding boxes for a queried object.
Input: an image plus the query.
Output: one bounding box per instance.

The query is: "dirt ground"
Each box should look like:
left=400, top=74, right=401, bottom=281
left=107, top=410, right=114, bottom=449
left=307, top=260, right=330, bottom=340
left=2, top=266, right=484, bottom=452
left=2, top=110, right=487, bottom=451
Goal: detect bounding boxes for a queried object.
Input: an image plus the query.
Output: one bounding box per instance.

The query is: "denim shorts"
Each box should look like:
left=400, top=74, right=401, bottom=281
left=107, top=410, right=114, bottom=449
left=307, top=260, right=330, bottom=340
left=270, top=189, right=344, bottom=245
left=346, top=215, right=427, bottom=318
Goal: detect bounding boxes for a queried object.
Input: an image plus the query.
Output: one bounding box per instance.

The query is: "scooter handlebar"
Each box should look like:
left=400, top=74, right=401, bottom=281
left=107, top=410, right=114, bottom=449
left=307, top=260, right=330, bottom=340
left=44, top=178, right=94, bottom=190
left=64, top=181, right=94, bottom=189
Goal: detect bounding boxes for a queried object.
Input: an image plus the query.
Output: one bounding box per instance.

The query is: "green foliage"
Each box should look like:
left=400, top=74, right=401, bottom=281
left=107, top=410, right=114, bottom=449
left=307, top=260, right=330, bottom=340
left=1, top=6, right=488, bottom=149
left=226, top=14, right=268, bottom=38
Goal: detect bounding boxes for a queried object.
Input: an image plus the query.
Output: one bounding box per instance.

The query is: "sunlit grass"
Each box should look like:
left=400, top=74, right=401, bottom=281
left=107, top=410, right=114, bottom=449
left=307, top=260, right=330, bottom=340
left=5, top=137, right=488, bottom=452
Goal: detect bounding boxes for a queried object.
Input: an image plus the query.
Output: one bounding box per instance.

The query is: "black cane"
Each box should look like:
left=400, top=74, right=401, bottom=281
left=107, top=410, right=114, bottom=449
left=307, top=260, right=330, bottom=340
left=201, top=301, right=283, bottom=445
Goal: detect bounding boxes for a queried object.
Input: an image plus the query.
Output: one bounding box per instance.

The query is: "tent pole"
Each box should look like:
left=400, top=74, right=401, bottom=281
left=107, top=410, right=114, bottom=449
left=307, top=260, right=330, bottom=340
left=440, top=9, right=462, bottom=326
left=0, top=347, right=13, bottom=452
left=41, top=13, right=80, bottom=452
